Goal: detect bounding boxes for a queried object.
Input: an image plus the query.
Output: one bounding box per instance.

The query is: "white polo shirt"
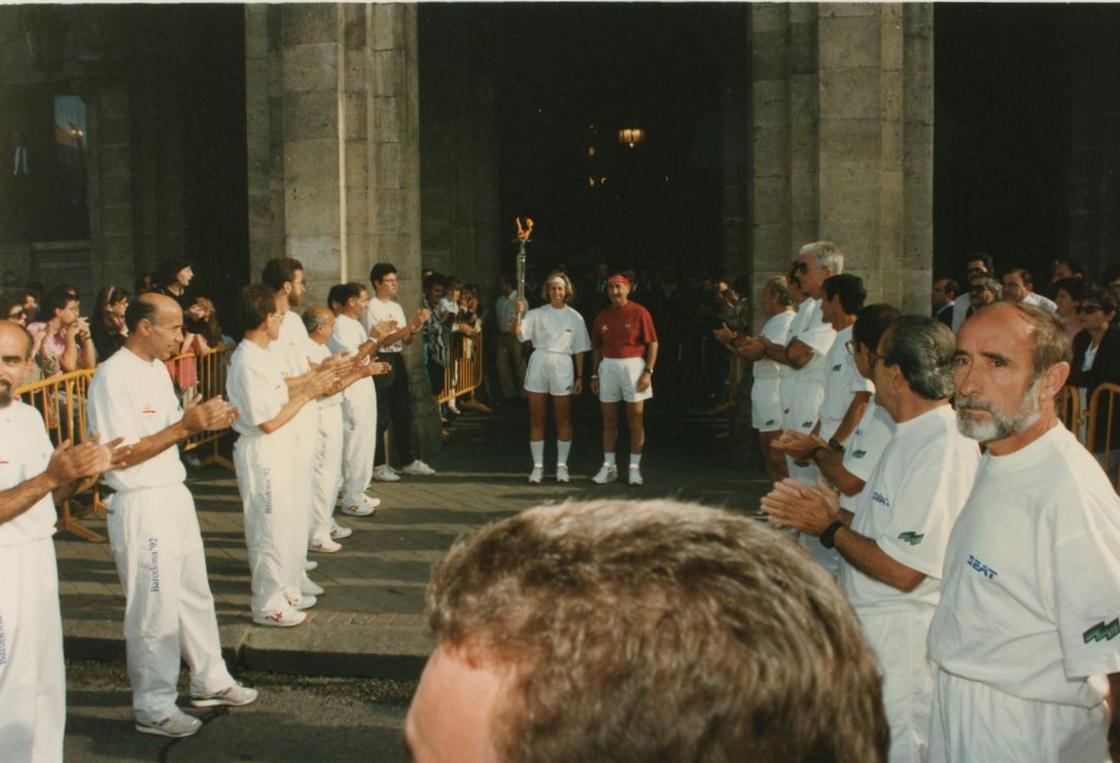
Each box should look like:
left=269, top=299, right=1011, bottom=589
left=817, top=324, right=874, bottom=441
left=363, top=298, right=407, bottom=353
left=88, top=347, right=187, bottom=493
left=838, top=399, right=894, bottom=511
left=517, top=304, right=591, bottom=354
left=329, top=314, right=375, bottom=404
left=755, top=309, right=796, bottom=381
left=227, top=340, right=290, bottom=439
left=0, top=401, right=56, bottom=546
left=929, top=423, right=1120, bottom=708
left=840, top=404, right=981, bottom=614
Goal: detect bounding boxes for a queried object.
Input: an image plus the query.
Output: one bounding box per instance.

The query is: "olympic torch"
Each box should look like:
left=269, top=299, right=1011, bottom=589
left=514, top=217, right=534, bottom=315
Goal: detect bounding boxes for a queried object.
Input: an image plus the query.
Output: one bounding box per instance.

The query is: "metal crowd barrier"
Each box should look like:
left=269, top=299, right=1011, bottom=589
left=1085, top=382, right=1120, bottom=492
left=15, top=344, right=235, bottom=542
left=1057, top=385, right=1082, bottom=439
left=438, top=331, right=490, bottom=411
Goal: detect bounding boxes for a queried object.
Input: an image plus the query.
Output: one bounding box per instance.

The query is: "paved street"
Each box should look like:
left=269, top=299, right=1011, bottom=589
left=57, top=395, right=770, bottom=760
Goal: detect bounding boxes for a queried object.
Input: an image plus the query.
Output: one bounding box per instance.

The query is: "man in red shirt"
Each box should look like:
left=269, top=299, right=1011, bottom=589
left=590, top=275, right=659, bottom=486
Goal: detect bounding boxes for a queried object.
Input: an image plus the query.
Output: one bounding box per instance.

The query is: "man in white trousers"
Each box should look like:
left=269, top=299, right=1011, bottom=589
left=88, top=293, right=257, bottom=738
left=303, top=303, right=391, bottom=551
left=0, top=320, right=118, bottom=761
left=763, top=316, right=981, bottom=763
left=226, top=285, right=334, bottom=628
left=929, top=302, right=1120, bottom=763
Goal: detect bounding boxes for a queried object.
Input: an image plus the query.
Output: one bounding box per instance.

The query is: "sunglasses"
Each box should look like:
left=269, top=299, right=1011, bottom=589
left=1075, top=305, right=1103, bottom=315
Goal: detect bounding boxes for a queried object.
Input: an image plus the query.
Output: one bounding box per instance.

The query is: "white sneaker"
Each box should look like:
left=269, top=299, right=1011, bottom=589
left=136, top=709, right=202, bottom=738
left=309, top=538, right=341, bottom=554
left=341, top=502, right=373, bottom=517
left=629, top=465, right=644, bottom=486
left=252, top=608, right=307, bottom=628
left=191, top=683, right=259, bottom=708
left=294, top=594, right=317, bottom=610
left=556, top=464, right=570, bottom=483
left=301, top=576, right=325, bottom=596
left=591, top=463, right=618, bottom=484
left=400, top=459, right=436, bottom=476
left=362, top=495, right=382, bottom=511
left=304, top=560, right=318, bottom=572
left=371, top=464, right=401, bottom=482
left=528, top=465, right=543, bottom=484
left=330, top=523, right=353, bottom=540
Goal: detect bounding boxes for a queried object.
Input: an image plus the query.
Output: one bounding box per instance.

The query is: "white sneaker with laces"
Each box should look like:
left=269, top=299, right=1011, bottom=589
left=371, top=464, right=401, bottom=482
left=341, top=502, right=373, bottom=517
left=591, top=463, right=618, bottom=484
left=135, top=709, right=202, bottom=738
left=191, top=683, right=259, bottom=708
left=330, top=523, right=353, bottom=540
left=309, top=538, right=341, bottom=554
left=294, top=594, right=317, bottom=610
left=301, top=576, right=325, bottom=596
left=629, top=465, right=644, bottom=486
left=556, top=464, right=570, bottom=483
left=304, top=560, right=318, bottom=572
left=400, top=459, right=437, bottom=476
left=528, top=465, right=543, bottom=484
left=252, top=608, right=307, bottom=628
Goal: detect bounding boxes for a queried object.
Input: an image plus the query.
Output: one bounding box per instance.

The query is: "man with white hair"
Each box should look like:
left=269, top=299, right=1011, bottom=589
left=928, top=302, right=1120, bottom=762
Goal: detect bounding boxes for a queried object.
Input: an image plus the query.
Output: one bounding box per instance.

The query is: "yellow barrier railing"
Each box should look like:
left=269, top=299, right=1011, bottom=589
left=14, top=344, right=235, bottom=542
left=438, top=331, right=489, bottom=411
left=1057, top=385, right=1082, bottom=440
left=1085, top=382, right=1120, bottom=492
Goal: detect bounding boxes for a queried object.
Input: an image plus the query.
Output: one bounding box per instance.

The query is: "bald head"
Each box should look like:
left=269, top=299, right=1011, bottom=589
left=303, top=305, right=335, bottom=344
left=0, top=319, right=33, bottom=359
left=126, top=292, right=179, bottom=333
left=124, top=292, right=185, bottom=362
left=0, top=320, right=35, bottom=407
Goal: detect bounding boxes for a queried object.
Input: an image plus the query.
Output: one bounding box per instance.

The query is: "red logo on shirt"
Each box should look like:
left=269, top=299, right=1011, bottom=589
left=141, top=404, right=156, bottom=415
left=0, top=458, right=8, bottom=465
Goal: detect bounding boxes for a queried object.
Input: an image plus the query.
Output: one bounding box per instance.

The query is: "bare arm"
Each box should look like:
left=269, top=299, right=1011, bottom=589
left=57, top=326, right=80, bottom=373
left=1, top=439, right=119, bottom=525
left=109, top=396, right=237, bottom=471
left=811, top=447, right=867, bottom=497
left=258, top=369, right=333, bottom=434
left=834, top=525, right=925, bottom=592
left=762, top=337, right=813, bottom=369
left=831, top=391, right=871, bottom=445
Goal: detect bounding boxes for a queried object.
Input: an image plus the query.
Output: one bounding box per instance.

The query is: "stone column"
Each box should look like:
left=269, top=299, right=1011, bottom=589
left=749, top=3, right=933, bottom=316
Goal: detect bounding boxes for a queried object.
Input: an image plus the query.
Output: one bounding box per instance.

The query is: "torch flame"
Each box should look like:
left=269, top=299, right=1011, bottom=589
left=515, top=217, right=534, bottom=241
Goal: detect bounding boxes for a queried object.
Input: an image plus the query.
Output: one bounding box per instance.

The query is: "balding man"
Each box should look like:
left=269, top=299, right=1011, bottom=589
left=88, top=293, right=257, bottom=739
left=929, top=302, right=1120, bottom=762
left=1, top=321, right=119, bottom=761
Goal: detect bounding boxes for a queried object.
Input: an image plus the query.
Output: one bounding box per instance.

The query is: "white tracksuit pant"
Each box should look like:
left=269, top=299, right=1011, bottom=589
left=290, top=405, right=320, bottom=570
left=108, top=483, right=234, bottom=723
left=0, top=538, right=65, bottom=763
left=340, top=383, right=377, bottom=508
left=234, top=430, right=302, bottom=617
left=309, top=404, right=344, bottom=546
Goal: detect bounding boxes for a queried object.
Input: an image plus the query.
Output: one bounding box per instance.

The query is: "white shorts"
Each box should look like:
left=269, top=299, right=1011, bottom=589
left=524, top=351, right=575, bottom=396
left=751, top=377, right=782, bottom=432
left=597, top=357, right=652, bottom=404
left=929, top=669, right=1110, bottom=763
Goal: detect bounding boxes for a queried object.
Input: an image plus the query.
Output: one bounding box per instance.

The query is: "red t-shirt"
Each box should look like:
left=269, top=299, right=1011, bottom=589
left=591, top=301, right=658, bottom=359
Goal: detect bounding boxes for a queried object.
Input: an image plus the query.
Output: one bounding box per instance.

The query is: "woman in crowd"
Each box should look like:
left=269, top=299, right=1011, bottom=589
left=91, top=285, right=130, bottom=360
left=513, top=272, right=592, bottom=484
left=1069, top=286, right=1120, bottom=475
left=1053, top=276, right=1086, bottom=340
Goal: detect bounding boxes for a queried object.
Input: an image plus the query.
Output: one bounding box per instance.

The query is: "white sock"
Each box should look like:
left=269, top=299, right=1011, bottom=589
left=557, top=440, right=571, bottom=466
left=604, top=452, right=616, bottom=467
left=530, top=440, right=544, bottom=467
left=630, top=454, right=642, bottom=469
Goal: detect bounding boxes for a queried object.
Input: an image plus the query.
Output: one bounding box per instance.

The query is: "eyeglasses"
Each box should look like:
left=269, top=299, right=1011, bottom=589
left=1075, top=305, right=1103, bottom=315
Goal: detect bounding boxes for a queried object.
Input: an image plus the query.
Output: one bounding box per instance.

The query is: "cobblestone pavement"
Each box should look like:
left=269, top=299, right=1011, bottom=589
left=57, top=395, right=771, bottom=677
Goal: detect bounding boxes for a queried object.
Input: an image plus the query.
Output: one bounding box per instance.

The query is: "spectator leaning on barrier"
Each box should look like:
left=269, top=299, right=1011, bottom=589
left=29, top=284, right=96, bottom=378
left=0, top=320, right=119, bottom=762
left=405, top=499, right=889, bottom=763
left=929, top=302, right=1120, bottom=762
left=87, top=292, right=255, bottom=739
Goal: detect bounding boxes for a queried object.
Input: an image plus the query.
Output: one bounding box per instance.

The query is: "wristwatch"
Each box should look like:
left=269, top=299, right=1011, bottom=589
left=643, top=368, right=653, bottom=376
left=827, top=436, right=844, bottom=453
left=820, top=520, right=844, bottom=549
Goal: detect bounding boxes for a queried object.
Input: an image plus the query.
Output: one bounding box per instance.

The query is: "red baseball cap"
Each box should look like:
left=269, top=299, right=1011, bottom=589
left=606, top=274, right=631, bottom=286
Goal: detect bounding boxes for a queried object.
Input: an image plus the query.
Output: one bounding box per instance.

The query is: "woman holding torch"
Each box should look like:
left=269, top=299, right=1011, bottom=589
left=513, top=272, right=592, bottom=483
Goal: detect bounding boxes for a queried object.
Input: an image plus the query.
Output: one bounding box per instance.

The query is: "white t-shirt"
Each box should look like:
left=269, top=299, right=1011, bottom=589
left=88, top=347, right=186, bottom=493
left=364, top=298, right=407, bottom=353
left=786, top=299, right=837, bottom=432
left=273, top=310, right=312, bottom=378
left=517, top=304, right=592, bottom=355
left=755, top=309, right=796, bottom=381
left=329, top=314, right=376, bottom=403
left=0, top=401, right=56, bottom=546
left=306, top=341, right=343, bottom=409
left=840, top=404, right=981, bottom=614
left=227, top=340, right=290, bottom=439
left=780, top=298, right=816, bottom=418
left=929, top=423, right=1120, bottom=708
left=838, top=399, right=894, bottom=511
left=818, top=324, right=874, bottom=440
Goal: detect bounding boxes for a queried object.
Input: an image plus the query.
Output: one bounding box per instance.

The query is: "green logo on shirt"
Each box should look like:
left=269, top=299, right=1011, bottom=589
left=898, top=531, right=924, bottom=546
left=832, top=363, right=842, bottom=371
left=852, top=449, right=867, bottom=459
left=1083, top=618, right=1120, bottom=644
left=801, top=421, right=813, bottom=429
left=765, top=419, right=775, bottom=426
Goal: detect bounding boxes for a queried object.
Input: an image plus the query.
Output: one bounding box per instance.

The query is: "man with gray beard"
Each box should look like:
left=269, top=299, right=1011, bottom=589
left=928, top=302, right=1120, bottom=763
